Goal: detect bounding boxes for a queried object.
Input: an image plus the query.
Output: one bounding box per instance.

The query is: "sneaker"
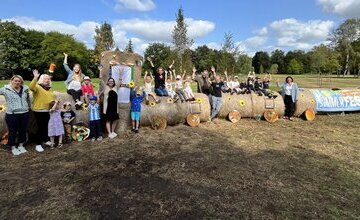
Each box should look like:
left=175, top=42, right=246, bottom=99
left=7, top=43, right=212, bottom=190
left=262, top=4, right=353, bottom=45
left=35, top=145, right=44, bottom=152
left=97, top=136, right=103, bottom=141
left=108, top=133, right=115, bottom=139
left=111, top=132, right=118, bottom=138
left=91, top=137, right=96, bottom=142
left=44, top=141, right=52, bottom=146
left=11, top=146, right=21, bottom=156
left=18, top=146, right=27, bottom=154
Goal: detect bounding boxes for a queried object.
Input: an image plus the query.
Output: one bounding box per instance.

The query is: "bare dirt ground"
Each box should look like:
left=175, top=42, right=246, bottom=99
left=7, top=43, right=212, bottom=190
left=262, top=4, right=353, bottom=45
left=1, top=114, right=360, bottom=219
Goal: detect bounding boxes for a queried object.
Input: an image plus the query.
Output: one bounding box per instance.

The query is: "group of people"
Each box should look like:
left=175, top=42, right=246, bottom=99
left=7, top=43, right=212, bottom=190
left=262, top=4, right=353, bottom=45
left=0, top=53, right=299, bottom=156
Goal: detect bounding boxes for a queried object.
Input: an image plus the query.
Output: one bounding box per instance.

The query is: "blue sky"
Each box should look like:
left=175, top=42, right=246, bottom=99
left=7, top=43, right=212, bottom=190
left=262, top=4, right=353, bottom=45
left=1, top=0, right=359, bottom=55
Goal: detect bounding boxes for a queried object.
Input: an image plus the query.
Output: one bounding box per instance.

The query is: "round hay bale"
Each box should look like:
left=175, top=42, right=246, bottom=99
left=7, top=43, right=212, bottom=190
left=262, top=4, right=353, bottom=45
left=140, top=93, right=210, bottom=126
left=218, top=93, right=253, bottom=118
left=264, top=110, right=279, bottom=123
left=294, top=89, right=317, bottom=117
left=0, top=96, right=7, bottom=136
left=228, top=110, right=241, bottom=123
left=304, top=108, right=316, bottom=121
left=251, top=93, right=266, bottom=118
left=186, top=114, right=200, bottom=127
left=151, top=116, right=167, bottom=130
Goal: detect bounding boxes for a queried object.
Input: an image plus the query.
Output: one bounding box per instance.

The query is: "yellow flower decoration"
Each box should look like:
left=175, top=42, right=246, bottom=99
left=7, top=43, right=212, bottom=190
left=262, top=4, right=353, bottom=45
left=227, top=97, right=232, bottom=101
left=129, top=80, right=135, bottom=88
left=150, top=102, right=156, bottom=107
left=196, top=98, right=202, bottom=104
left=82, top=104, right=88, bottom=111
left=239, top=99, right=246, bottom=107
left=0, top=105, right=6, bottom=113
left=310, top=99, right=316, bottom=104
left=167, top=98, right=174, bottom=104
left=300, top=93, right=305, bottom=99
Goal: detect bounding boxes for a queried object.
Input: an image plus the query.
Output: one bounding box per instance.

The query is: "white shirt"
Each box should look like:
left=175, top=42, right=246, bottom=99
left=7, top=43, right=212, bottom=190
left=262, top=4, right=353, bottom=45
left=285, top=83, right=293, bottom=96
left=68, top=80, right=81, bottom=91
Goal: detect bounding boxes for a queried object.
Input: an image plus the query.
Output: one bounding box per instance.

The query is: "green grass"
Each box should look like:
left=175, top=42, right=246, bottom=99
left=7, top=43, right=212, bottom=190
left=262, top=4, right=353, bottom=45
left=1, top=74, right=359, bottom=92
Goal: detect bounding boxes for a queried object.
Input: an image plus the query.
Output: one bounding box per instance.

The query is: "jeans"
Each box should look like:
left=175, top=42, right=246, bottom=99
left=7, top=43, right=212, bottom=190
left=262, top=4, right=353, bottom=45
left=67, top=89, right=82, bottom=101
left=5, top=112, right=29, bottom=146
left=211, top=96, right=222, bottom=119
left=155, top=87, right=168, bottom=96
left=33, top=111, right=50, bottom=145
left=89, top=120, right=102, bottom=138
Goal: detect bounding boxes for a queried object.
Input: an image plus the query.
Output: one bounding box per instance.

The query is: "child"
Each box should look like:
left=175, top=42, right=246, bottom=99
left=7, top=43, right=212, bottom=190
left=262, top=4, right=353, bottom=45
left=224, top=70, right=239, bottom=95
left=175, top=71, right=188, bottom=102
left=130, top=87, right=146, bottom=133
left=48, top=100, right=65, bottom=148
left=183, top=75, right=195, bottom=101
left=238, top=80, right=247, bottom=94
left=61, top=101, right=75, bottom=144
left=144, top=71, right=160, bottom=103
left=81, top=76, right=95, bottom=103
left=165, top=70, right=177, bottom=100
left=254, top=77, right=264, bottom=96
left=88, top=95, right=103, bottom=141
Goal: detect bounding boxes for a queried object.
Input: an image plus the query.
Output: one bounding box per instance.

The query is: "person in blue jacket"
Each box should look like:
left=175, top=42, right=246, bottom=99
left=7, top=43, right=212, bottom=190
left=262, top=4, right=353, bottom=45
left=130, top=87, right=146, bottom=133
left=277, top=76, right=299, bottom=121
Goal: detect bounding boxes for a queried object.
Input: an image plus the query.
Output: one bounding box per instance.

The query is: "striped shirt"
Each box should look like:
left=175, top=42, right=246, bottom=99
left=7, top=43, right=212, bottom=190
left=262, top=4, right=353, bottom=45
left=88, top=103, right=101, bottom=121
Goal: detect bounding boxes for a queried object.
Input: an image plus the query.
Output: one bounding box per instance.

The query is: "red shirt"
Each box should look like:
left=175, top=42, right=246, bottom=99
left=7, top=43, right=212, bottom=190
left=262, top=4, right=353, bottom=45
left=81, top=83, right=95, bottom=96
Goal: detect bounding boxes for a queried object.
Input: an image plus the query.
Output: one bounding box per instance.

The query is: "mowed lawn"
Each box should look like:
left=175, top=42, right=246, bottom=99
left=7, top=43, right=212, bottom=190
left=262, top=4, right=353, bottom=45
left=1, top=74, right=359, bottom=93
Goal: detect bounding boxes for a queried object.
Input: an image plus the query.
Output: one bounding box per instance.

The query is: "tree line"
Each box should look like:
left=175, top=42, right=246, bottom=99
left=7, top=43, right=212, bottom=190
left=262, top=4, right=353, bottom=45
left=1, top=10, right=359, bottom=81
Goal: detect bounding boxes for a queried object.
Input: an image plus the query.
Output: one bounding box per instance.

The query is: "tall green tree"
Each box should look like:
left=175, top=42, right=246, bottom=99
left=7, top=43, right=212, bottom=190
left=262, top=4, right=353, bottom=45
left=0, top=21, right=28, bottom=76
left=192, top=45, right=217, bottom=71
left=330, top=19, right=360, bottom=76
left=143, top=43, right=174, bottom=73
left=310, top=44, right=340, bottom=75
left=219, top=32, right=239, bottom=74
left=172, top=6, right=193, bottom=72
left=287, top=59, right=303, bottom=74
left=124, top=39, right=134, bottom=53
left=94, top=22, right=115, bottom=54
left=270, top=49, right=285, bottom=74
left=236, top=54, right=252, bottom=75
left=252, top=51, right=271, bottom=74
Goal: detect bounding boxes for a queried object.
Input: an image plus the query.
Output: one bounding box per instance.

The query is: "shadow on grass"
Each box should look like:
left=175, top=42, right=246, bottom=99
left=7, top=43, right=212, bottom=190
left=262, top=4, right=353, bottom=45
left=0, top=126, right=359, bottom=219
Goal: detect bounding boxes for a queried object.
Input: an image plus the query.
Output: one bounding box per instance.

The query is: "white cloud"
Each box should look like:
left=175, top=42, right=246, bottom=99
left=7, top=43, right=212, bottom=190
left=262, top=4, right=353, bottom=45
left=317, top=0, right=360, bottom=18
left=5, top=16, right=99, bottom=48
left=270, top=18, right=335, bottom=50
left=114, top=0, right=156, bottom=12
left=113, top=18, right=215, bottom=42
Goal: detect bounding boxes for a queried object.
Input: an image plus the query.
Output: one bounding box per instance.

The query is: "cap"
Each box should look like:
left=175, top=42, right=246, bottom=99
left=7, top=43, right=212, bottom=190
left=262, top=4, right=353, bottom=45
left=176, top=75, right=181, bottom=79
left=89, top=95, right=97, bottom=101
left=84, top=76, right=91, bottom=81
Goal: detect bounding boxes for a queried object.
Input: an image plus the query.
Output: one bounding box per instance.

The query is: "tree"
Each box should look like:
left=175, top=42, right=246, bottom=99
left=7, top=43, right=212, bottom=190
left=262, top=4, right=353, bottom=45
left=143, top=43, right=174, bottom=72
left=172, top=6, right=193, bottom=72
left=271, top=49, right=285, bottom=74
left=219, top=32, right=239, bottom=74
left=192, top=45, right=217, bottom=71
left=252, top=51, right=270, bottom=74
left=0, top=21, right=28, bottom=75
left=287, top=59, right=303, bottom=74
left=330, top=19, right=360, bottom=76
left=284, top=50, right=309, bottom=74
left=269, top=64, right=279, bottom=74
left=94, top=22, right=114, bottom=54
left=236, top=54, right=252, bottom=75
left=310, top=44, right=340, bottom=75
left=124, top=39, right=134, bottom=53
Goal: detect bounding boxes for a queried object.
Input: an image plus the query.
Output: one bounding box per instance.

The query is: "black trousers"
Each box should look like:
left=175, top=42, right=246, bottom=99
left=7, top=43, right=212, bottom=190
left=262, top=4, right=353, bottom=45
left=89, top=120, right=102, bottom=138
left=67, top=89, right=82, bottom=101
left=284, top=95, right=295, bottom=117
left=5, top=112, right=29, bottom=146
left=33, top=111, right=50, bottom=145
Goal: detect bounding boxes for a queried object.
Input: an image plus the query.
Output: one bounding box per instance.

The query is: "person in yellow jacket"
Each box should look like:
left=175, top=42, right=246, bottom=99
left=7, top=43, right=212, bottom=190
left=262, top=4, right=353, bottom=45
left=29, top=69, right=55, bottom=152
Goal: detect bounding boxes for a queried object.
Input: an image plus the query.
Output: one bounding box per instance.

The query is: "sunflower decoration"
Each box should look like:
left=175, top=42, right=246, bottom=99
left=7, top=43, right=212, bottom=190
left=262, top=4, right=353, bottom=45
left=300, top=93, right=305, bottom=99
left=167, top=98, right=174, bottom=104
left=0, top=105, right=6, bottom=113
left=82, top=103, right=88, bottom=111
left=227, top=97, right=232, bottom=101
left=129, top=80, right=135, bottom=88
left=196, top=98, right=202, bottom=104
left=310, top=99, right=316, bottom=104
left=150, top=101, right=156, bottom=107
left=239, top=99, right=246, bottom=107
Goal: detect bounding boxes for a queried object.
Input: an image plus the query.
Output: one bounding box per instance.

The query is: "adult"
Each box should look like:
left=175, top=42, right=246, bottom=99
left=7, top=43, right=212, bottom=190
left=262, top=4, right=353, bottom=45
left=147, top=57, right=173, bottom=97
left=0, top=75, right=30, bottom=155
left=99, top=66, right=119, bottom=139
left=29, top=70, right=55, bottom=152
left=63, top=53, right=85, bottom=107
left=277, top=76, right=299, bottom=121
left=210, top=68, right=224, bottom=120
left=192, top=67, right=213, bottom=96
